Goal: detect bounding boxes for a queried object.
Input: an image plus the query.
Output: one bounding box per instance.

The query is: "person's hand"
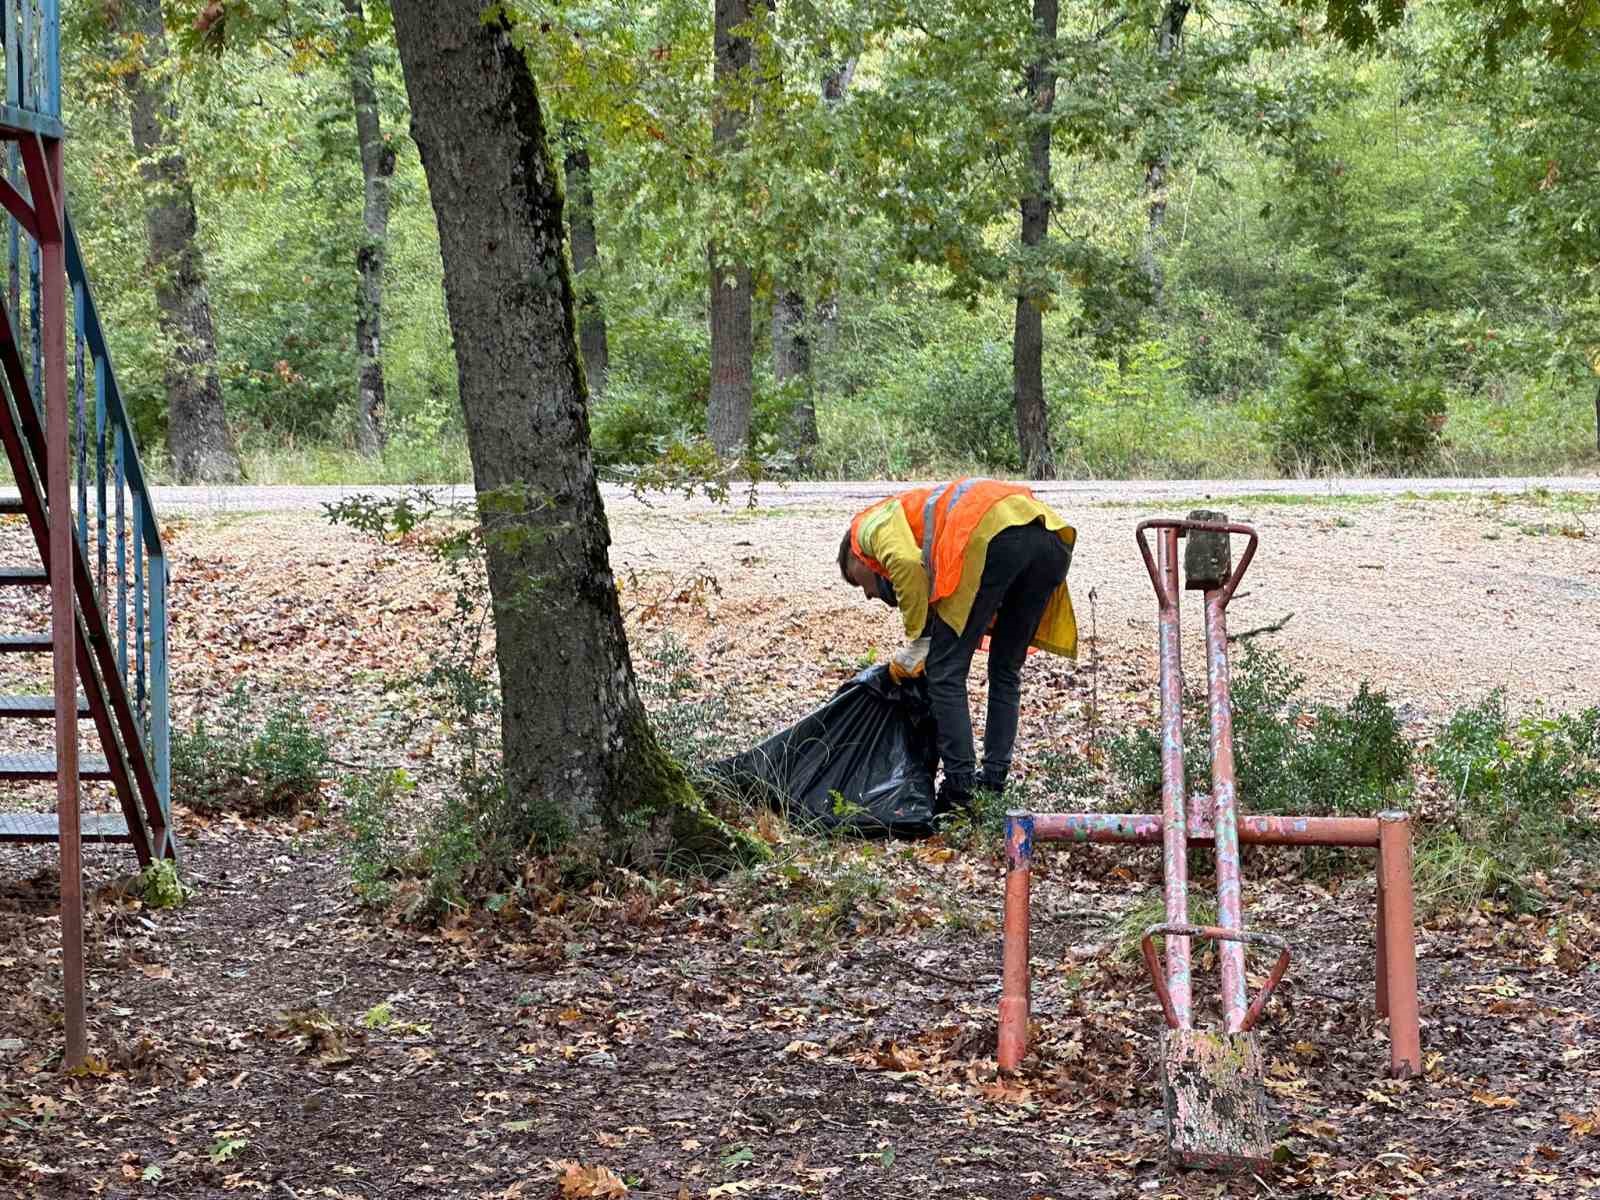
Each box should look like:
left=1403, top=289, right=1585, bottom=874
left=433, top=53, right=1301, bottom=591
left=889, top=637, right=929, bottom=683
left=888, top=658, right=923, bottom=684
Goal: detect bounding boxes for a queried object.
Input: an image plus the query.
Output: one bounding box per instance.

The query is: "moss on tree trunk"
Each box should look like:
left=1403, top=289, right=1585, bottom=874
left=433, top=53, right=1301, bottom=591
left=391, top=1, right=766, bottom=876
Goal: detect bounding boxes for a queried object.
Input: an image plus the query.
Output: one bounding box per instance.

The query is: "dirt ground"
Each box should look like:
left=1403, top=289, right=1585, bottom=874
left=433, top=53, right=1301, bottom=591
left=2, top=487, right=1599, bottom=1199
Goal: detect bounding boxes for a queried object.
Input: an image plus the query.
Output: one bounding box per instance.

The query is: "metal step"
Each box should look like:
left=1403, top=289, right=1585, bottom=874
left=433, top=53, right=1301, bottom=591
left=0, top=494, right=23, bottom=516
left=0, top=754, right=111, bottom=781
left=0, top=811, right=131, bottom=842
left=0, top=634, right=52, bottom=654
left=0, top=566, right=47, bottom=587
left=0, top=694, right=90, bottom=719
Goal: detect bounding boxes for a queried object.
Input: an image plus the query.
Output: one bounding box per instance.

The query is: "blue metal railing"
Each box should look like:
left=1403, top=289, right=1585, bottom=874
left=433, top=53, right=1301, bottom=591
left=64, top=215, right=172, bottom=836
left=1, top=0, right=170, bottom=845
left=2, top=0, right=62, bottom=123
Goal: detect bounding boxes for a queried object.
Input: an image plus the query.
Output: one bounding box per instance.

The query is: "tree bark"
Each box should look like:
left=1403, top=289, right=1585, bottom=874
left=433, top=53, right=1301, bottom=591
left=561, top=123, right=610, bottom=398
left=707, top=0, right=755, bottom=457
left=345, top=0, right=396, bottom=457
left=772, top=58, right=854, bottom=472
left=1139, top=1, right=1190, bottom=308
left=390, top=1, right=761, bottom=866
left=123, top=0, right=240, bottom=483
left=771, top=287, right=814, bottom=467
left=1014, top=0, right=1059, bottom=481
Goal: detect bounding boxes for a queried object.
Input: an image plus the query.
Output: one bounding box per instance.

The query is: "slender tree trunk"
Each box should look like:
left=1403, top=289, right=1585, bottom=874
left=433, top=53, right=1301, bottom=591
left=1594, top=377, right=1599, bottom=455
left=390, top=0, right=760, bottom=865
left=345, top=0, right=396, bottom=457
left=707, top=0, right=755, bottom=457
left=1013, top=0, right=1059, bottom=481
left=1139, top=0, right=1190, bottom=307
left=561, top=123, right=610, bottom=398
left=771, top=58, right=854, bottom=471
left=771, top=288, right=814, bottom=467
left=123, top=0, right=240, bottom=483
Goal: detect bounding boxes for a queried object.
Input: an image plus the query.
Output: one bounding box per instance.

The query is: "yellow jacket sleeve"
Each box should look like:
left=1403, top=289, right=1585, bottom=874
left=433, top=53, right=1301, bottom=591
left=859, top=502, right=931, bottom=640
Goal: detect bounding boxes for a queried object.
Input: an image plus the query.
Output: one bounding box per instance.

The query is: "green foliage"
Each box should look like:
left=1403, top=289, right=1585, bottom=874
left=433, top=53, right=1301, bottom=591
left=636, top=635, right=732, bottom=770
left=342, top=769, right=412, bottom=908
left=903, top=342, right=1019, bottom=472
left=1109, top=893, right=1218, bottom=963
left=1423, top=693, right=1600, bottom=907
left=46, top=0, right=1598, bottom=487
left=137, top=859, right=191, bottom=909
left=1268, top=331, right=1446, bottom=471
left=1106, top=645, right=1411, bottom=817
left=171, top=684, right=329, bottom=817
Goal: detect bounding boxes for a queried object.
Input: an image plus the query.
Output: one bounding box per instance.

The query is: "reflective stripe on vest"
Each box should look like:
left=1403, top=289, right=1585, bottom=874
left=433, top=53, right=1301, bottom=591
left=920, top=477, right=993, bottom=584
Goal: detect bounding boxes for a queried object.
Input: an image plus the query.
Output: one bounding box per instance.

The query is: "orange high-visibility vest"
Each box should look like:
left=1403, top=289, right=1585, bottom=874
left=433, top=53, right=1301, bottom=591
left=849, top=477, right=1037, bottom=602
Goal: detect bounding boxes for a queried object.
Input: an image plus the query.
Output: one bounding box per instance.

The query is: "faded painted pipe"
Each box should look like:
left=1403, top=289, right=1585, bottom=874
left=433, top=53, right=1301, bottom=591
left=1029, top=811, right=1382, bottom=848
left=1140, top=923, right=1291, bottom=1033
left=1143, top=525, right=1193, bottom=1030
left=998, top=812, right=1034, bottom=1072
left=1378, top=811, right=1422, bottom=1077
left=1204, top=588, right=1249, bottom=1030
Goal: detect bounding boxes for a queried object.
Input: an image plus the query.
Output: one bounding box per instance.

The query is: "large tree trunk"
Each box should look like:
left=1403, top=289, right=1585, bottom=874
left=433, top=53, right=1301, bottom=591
left=345, top=0, right=396, bottom=457
left=1013, top=0, right=1059, bottom=481
left=123, top=0, right=240, bottom=483
left=1139, top=0, right=1190, bottom=307
left=707, top=0, right=755, bottom=457
left=561, top=124, right=610, bottom=398
left=390, top=1, right=760, bottom=866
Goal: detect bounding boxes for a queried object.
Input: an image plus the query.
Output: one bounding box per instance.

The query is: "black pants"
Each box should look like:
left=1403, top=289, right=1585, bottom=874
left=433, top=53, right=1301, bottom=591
left=926, top=521, right=1070, bottom=796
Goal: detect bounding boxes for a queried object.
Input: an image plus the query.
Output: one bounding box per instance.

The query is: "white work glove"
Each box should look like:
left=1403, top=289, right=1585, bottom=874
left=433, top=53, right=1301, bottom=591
left=889, top=637, right=930, bottom=684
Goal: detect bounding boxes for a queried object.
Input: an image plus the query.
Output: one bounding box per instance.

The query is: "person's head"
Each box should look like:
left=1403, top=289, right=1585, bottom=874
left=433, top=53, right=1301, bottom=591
left=838, top=530, right=895, bottom=606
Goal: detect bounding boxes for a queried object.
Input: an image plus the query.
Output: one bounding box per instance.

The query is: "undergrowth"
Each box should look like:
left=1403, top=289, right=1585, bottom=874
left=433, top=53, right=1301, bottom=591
left=1415, top=694, right=1600, bottom=912
left=171, top=683, right=329, bottom=817
left=1053, top=646, right=1598, bottom=915
left=1099, top=645, right=1413, bottom=818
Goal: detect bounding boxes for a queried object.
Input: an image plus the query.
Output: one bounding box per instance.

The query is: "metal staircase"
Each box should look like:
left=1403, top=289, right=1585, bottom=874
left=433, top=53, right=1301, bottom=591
left=0, top=2, right=171, bottom=1066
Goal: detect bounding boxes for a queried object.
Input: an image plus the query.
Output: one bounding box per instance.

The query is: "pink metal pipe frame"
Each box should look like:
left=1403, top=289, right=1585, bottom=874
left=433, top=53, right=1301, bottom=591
left=995, top=808, right=1422, bottom=1077
left=997, top=519, right=1420, bottom=1078
left=1141, top=924, right=1291, bottom=1034
left=1146, top=525, right=1194, bottom=1028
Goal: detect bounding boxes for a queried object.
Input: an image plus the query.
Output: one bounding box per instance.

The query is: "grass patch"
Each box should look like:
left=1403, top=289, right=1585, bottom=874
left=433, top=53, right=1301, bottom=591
left=1418, top=693, right=1600, bottom=911
left=235, top=437, right=472, bottom=486
left=1108, top=892, right=1218, bottom=962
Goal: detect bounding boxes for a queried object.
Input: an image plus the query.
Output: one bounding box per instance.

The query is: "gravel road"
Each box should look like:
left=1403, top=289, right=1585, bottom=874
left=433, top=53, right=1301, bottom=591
left=138, top=473, right=1600, bottom=515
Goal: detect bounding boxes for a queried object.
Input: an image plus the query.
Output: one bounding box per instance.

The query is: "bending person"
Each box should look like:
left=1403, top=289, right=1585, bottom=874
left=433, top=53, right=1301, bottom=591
left=838, top=478, right=1077, bottom=816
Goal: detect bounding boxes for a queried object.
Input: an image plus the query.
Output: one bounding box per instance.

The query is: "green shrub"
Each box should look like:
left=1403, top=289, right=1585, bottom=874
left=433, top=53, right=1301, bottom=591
left=1269, top=331, right=1446, bottom=471
left=1105, top=646, right=1411, bottom=817
left=343, top=770, right=413, bottom=908
left=1427, top=693, right=1600, bottom=906
left=137, top=859, right=191, bottom=909
left=901, top=341, right=1019, bottom=471
left=171, top=684, right=330, bottom=817
left=638, top=635, right=733, bottom=771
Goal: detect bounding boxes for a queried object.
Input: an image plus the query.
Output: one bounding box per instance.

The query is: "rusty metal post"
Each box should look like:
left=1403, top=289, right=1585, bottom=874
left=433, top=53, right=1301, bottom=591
left=1202, top=591, right=1248, bottom=1030
left=1378, top=811, right=1421, bottom=1078
left=1152, top=527, right=1192, bottom=1028
left=1376, top=862, right=1389, bottom=1018
left=1195, top=520, right=1259, bottom=1033
left=998, top=812, right=1034, bottom=1072
left=41, top=135, right=84, bottom=1070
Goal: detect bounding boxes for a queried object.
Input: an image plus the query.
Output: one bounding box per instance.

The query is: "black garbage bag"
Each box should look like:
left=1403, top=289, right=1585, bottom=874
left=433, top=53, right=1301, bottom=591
left=709, top=665, right=938, bottom=836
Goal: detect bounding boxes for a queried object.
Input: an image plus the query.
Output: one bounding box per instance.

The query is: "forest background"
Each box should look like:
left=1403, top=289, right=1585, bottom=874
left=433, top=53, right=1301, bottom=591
left=57, top=0, right=1600, bottom=486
